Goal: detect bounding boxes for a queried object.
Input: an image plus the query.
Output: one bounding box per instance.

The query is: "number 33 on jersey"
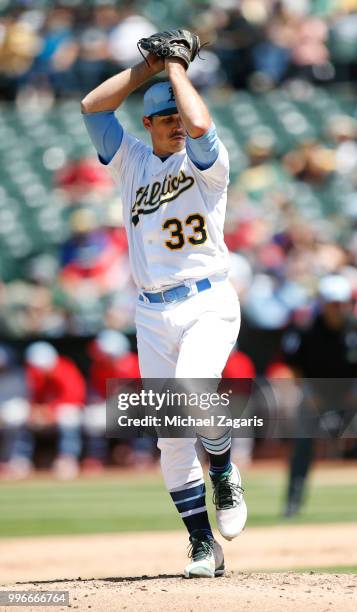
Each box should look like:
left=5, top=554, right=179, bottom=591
left=163, top=214, right=207, bottom=250
left=107, top=129, right=231, bottom=291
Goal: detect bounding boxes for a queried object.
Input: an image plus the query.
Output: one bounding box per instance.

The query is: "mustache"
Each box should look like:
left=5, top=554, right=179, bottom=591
left=171, top=132, right=185, bottom=138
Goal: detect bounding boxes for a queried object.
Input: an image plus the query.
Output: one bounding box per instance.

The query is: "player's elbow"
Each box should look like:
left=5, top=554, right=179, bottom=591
left=81, top=96, right=116, bottom=115
left=187, top=120, right=211, bottom=139
left=80, top=96, right=95, bottom=114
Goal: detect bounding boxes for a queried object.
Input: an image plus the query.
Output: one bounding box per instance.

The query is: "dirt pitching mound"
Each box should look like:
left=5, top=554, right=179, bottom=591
left=3, top=524, right=357, bottom=611
left=5, top=573, right=357, bottom=612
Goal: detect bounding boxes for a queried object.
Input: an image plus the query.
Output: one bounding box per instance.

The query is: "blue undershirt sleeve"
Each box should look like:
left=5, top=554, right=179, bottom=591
left=82, top=110, right=124, bottom=165
left=185, top=122, right=219, bottom=170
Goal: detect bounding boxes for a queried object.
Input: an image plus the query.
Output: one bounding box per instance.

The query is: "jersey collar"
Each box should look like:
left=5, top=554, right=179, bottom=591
left=150, top=149, right=186, bottom=176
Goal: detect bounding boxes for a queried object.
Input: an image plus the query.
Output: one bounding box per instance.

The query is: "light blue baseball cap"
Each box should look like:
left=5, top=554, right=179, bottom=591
left=143, top=82, right=178, bottom=117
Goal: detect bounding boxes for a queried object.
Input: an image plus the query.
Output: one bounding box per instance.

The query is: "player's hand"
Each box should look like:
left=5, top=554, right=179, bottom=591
left=145, top=53, right=165, bottom=73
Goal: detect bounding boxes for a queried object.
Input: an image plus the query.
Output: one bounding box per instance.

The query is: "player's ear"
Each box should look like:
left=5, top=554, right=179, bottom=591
left=142, top=116, right=153, bottom=132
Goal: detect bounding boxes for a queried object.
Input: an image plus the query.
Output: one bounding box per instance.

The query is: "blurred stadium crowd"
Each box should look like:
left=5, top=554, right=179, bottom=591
left=2, top=0, right=357, bottom=97
left=0, top=334, right=263, bottom=479
left=0, top=0, right=357, bottom=481
left=0, top=0, right=357, bottom=336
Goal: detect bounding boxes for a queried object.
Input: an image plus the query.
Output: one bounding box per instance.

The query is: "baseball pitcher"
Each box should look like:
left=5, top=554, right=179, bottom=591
left=81, top=29, right=247, bottom=578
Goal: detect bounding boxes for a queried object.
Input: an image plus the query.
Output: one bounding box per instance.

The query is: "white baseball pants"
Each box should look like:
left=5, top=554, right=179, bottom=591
left=135, top=278, right=241, bottom=490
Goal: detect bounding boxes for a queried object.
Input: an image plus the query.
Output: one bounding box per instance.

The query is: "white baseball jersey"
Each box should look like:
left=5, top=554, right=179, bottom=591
left=108, top=129, right=230, bottom=291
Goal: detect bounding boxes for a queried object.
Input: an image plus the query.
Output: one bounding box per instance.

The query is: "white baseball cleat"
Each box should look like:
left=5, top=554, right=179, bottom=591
left=184, top=531, right=225, bottom=578
left=210, top=463, right=247, bottom=541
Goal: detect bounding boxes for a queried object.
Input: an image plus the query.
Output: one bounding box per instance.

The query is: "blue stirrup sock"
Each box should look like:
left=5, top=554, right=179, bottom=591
left=170, top=481, right=213, bottom=537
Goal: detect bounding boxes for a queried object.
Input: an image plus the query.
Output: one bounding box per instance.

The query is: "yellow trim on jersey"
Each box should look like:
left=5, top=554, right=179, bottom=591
left=162, top=217, right=185, bottom=251
left=185, top=213, right=208, bottom=246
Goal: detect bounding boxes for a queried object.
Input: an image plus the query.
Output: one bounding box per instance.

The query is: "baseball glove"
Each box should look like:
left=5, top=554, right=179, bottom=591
left=137, top=29, right=200, bottom=70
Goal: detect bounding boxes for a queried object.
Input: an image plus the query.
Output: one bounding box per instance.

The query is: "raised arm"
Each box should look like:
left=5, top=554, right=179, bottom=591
left=165, top=58, right=211, bottom=138
left=81, top=55, right=164, bottom=114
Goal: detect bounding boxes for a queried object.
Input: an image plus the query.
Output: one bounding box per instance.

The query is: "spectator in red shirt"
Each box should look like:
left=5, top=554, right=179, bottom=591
left=7, top=342, right=85, bottom=480
left=223, top=349, right=257, bottom=379
left=223, top=349, right=257, bottom=466
left=26, top=343, right=85, bottom=413
left=54, top=157, right=113, bottom=203
left=83, top=330, right=141, bottom=472
left=59, top=208, right=127, bottom=295
left=88, top=329, right=140, bottom=399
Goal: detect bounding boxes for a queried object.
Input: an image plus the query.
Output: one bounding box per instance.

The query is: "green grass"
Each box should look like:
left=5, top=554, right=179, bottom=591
left=0, top=469, right=356, bottom=538
left=245, top=470, right=357, bottom=526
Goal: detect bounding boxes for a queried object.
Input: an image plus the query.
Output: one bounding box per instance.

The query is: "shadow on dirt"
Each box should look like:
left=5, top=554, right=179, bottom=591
left=15, top=574, right=182, bottom=585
